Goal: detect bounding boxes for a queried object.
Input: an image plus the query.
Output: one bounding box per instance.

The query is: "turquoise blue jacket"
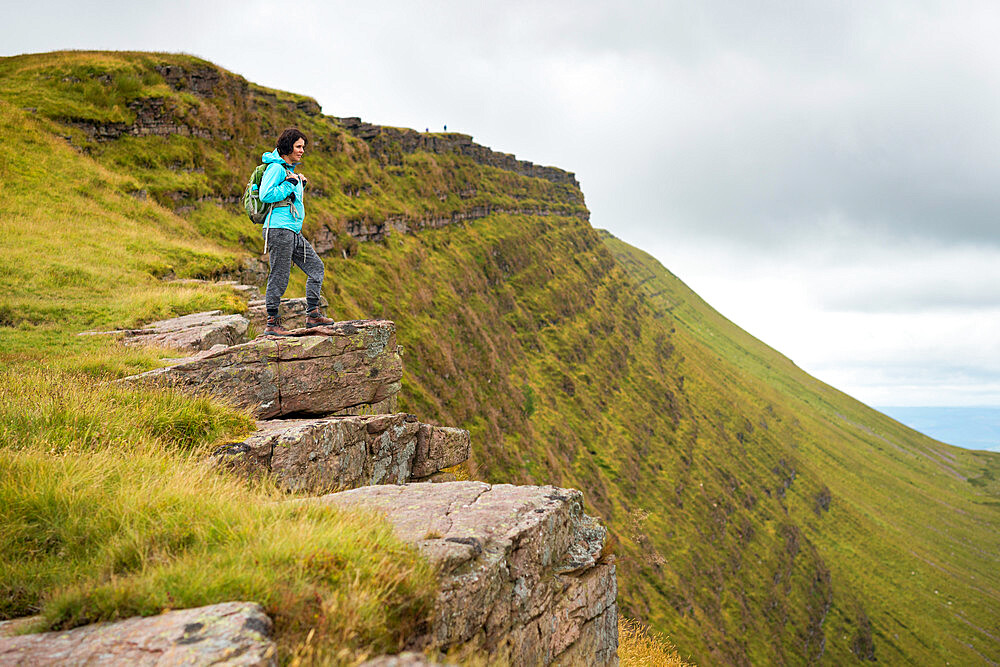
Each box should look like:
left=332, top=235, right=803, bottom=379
left=259, top=149, right=305, bottom=232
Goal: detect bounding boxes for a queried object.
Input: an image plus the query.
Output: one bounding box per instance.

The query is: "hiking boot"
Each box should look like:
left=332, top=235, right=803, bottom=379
left=263, top=315, right=293, bottom=337
left=306, top=309, right=335, bottom=327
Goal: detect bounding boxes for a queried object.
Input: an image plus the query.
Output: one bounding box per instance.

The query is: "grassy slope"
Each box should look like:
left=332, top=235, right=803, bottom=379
left=601, top=233, right=1000, bottom=663
left=0, top=73, right=437, bottom=663
left=1, top=51, right=998, bottom=665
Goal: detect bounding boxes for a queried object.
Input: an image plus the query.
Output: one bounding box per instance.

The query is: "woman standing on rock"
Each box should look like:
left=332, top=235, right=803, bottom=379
left=259, top=127, right=334, bottom=336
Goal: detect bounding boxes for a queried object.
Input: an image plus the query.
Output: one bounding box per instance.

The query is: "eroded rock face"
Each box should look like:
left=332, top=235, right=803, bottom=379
left=214, top=415, right=469, bottom=493
left=320, top=482, right=618, bottom=666
left=334, top=120, right=581, bottom=189
left=122, top=321, right=403, bottom=419
left=0, top=602, right=275, bottom=666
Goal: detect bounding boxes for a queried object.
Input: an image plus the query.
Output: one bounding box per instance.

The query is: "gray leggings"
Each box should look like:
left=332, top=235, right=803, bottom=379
left=263, top=228, right=324, bottom=318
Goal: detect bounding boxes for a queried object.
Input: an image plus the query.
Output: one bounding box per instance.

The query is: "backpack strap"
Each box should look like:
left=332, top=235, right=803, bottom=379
left=270, top=163, right=296, bottom=209
left=263, top=164, right=299, bottom=255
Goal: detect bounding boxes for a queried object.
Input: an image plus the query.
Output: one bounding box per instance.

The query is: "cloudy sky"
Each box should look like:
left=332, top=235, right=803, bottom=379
left=5, top=0, right=1000, bottom=409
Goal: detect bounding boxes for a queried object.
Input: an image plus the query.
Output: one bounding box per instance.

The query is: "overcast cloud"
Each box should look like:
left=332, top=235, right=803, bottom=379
left=4, top=0, right=1000, bottom=409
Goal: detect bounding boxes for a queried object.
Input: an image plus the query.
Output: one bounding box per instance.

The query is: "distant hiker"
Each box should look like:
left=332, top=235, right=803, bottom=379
left=259, top=127, right=334, bottom=336
left=443, top=124, right=447, bottom=131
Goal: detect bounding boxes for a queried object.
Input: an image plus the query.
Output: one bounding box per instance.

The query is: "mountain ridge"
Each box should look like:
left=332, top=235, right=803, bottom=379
left=1, top=50, right=998, bottom=665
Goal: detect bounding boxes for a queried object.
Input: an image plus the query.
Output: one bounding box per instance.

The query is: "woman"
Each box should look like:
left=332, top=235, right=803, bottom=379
left=259, top=127, right=334, bottom=335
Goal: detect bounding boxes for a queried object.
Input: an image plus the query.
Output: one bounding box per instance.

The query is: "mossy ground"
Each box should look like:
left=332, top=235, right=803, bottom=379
left=1, top=51, right=998, bottom=665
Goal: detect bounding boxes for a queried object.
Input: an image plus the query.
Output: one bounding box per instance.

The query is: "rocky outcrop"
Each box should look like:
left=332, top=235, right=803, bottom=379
left=77, top=292, right=323, bottom=354
left=69, top=96, right=232, bottom=143
left=0, top=602, right=275, bottom=666
left=80, top=310, right=249, bottom=352
left=157, top=64, right=228, bottom=97
left=74, top=275, right=616, bottom=664
left=335, top=119, right=581, bottom=189
left=321, top=482, right=617, bottom=666
left=312, top=205, right=589, bottom=246
left=122, top=321, right=403, bottom=419
left=214, top=415, right=470, bottom=493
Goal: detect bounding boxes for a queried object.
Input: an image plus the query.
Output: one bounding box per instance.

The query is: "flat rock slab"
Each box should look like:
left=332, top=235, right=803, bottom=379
left=80, top=310, right=250, bottom=352
left=215, top=415, right=470, bottom=494
left=320, top=482, right=618, bottom=666
left=0, top=601, right=275, bottom=666
left=122, top=320, right=402, bottom=419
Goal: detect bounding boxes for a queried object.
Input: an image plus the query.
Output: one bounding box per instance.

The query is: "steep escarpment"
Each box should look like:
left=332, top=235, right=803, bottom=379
left=0, top=50, right=585, bottom=258
left=2, top=51, right=998, bottom=665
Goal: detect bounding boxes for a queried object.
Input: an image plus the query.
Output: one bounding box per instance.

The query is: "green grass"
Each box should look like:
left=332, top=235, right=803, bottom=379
left=0, top=366, right=437, bottom=661
left=0, top=71, right=439, bottom=663
left=0, top=51, right=173, bottom=123
left=311, top=212, right=999, bottom=663
left=1, top=50, right=998, bottom=666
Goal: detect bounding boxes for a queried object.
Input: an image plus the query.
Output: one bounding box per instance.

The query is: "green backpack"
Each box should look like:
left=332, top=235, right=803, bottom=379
left=242, top=163, right=292, bottom=225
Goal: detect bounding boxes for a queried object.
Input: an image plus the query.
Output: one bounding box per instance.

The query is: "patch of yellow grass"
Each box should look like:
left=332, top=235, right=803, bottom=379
left=618, top=616, right=693, bottom=667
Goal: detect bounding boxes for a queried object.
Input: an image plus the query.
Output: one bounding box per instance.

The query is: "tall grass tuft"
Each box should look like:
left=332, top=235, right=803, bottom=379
left=0, top=366, right=438, bottom=661
left=618, top=617, right=692, bottom=667
left=0, top=367, right=254, bottom=454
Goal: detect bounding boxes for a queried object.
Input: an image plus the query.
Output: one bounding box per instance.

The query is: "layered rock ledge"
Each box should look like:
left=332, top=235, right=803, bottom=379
left=320, top=482, right=618, bottom=666
left=80, top=310, right=249, bottom=353
left=122, top=321, right=402, bottom=418
left=215, top=415, right=470, bottom=493
left=0, top=602, right=275, bottom=666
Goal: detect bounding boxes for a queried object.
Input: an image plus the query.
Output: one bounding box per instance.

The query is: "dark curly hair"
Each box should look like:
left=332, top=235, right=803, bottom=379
left=276, top=128, right=308, bottom=156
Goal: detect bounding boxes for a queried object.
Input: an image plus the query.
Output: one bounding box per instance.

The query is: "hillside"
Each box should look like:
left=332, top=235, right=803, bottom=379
left=1, top=51, right=998, bottom=665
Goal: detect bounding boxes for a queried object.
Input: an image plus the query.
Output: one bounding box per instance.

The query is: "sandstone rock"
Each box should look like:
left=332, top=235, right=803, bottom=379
left=320, top=482, right=617, bottom=666
left=215, top=414, right=469, bottom=493
left=122, top=321, right=402, bottom=419
left=412, top=425, right=471, bottom=478
left=80, top=311, right=250, bottom=352
left=247, top=296, right=329, bottom=331
left=215, top=415, right=470, bottom=493
left=0, top=601, right=275, bottom=666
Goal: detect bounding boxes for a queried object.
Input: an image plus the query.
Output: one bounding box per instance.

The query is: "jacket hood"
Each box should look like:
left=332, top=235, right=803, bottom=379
left=261, top=148, right=295, bottom=166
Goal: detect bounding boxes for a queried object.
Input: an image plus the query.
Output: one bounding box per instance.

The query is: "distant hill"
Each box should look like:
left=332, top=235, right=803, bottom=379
left=1, top=51, right=997, bottom=664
